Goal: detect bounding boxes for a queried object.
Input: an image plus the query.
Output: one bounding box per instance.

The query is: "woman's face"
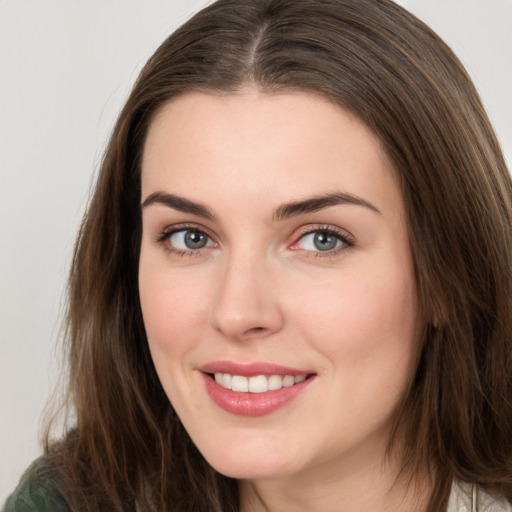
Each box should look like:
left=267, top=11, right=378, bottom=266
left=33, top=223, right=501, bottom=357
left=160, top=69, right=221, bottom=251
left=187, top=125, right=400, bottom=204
left=139, top=89, right=420, bottom=481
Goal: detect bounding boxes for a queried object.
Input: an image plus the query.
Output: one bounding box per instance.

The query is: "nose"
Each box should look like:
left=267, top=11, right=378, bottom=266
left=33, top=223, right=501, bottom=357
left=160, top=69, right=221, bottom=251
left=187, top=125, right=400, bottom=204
left=209, top=250, right=285, bottom=341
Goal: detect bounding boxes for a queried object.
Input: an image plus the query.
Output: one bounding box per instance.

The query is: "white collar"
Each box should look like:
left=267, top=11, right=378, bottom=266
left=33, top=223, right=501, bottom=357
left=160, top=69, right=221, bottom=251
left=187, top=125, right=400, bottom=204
left=447, top=480, right=512, bottom=512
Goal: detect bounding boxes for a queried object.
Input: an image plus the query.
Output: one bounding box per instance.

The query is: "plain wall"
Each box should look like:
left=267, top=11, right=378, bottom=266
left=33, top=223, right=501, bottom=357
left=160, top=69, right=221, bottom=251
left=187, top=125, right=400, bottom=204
left=1, top=0, right=511, bottom=503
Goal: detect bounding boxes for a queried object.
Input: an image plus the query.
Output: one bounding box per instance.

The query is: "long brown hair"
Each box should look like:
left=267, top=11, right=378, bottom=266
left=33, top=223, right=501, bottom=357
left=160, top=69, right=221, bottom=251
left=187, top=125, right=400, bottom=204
left=44, top=0, right=512, bottom=510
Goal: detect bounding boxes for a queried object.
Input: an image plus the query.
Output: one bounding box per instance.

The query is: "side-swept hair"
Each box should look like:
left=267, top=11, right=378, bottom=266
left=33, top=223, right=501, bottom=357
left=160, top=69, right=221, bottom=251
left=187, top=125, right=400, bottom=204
left=46, top=1, right=512, bottom=510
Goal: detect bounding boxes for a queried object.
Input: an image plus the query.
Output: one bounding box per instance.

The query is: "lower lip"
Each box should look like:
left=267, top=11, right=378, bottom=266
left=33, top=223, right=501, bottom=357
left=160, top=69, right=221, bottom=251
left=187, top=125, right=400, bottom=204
left=201, top=373, right=314, bottom=416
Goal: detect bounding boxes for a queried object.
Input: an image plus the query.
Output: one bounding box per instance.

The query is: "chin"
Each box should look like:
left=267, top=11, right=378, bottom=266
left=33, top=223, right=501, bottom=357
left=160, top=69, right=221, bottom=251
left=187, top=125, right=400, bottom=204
left=210, top=460, right=296, bottom=481
left=198, top=439, right=302, bottom=480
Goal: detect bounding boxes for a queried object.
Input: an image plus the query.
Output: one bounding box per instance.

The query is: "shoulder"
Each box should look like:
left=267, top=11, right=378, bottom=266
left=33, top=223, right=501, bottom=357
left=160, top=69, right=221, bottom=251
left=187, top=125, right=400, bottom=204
left=448, top=480, right=512, bottom=512
left=3, top=456, right=69, bottom=512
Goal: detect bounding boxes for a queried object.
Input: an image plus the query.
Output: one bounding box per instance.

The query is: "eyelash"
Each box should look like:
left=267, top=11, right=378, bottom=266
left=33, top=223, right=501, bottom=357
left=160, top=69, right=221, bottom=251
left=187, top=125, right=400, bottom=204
left=156, top=223, right=216, bottom=257
left=292, top=225, right=355, bottom=258
left=155, top=224, right=355, bottom=258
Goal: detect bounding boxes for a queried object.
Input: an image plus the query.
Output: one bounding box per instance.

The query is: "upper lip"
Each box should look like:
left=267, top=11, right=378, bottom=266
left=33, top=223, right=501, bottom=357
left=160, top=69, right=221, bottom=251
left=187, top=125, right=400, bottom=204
left=199, top=360, right=314, bottom=377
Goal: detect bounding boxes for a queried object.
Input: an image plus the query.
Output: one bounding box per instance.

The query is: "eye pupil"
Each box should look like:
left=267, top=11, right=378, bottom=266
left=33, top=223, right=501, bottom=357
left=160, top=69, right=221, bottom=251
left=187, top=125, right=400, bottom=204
left=314, top=232, right=338, bottom=251
left=185, top=230, right=207, bottom=249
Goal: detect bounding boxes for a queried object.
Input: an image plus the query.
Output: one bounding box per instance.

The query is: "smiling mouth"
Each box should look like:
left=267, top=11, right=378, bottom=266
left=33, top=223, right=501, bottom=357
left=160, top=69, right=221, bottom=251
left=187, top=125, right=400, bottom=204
left=210, top=373, right=310, bottom=393
left=201, top=368, right=316, bottom=416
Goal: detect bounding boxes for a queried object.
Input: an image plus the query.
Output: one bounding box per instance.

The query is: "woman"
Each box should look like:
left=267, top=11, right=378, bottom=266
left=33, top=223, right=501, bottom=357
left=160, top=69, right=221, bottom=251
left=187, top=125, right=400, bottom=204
left=5, top=0, right=512, bottom=510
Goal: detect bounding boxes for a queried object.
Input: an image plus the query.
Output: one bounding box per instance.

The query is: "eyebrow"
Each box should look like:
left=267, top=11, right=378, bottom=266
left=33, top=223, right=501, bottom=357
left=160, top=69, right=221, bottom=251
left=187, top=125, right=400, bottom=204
left=141, top=190, right=381, bottom=220
left=141, top=191, right=214, bottom=219
left=272, top=192, right=381, bottom=221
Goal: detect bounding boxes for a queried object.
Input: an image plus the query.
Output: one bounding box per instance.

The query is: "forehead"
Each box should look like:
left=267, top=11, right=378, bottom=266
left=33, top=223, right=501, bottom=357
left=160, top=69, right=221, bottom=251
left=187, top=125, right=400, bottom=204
left=141, top=89, right=403, bottom=218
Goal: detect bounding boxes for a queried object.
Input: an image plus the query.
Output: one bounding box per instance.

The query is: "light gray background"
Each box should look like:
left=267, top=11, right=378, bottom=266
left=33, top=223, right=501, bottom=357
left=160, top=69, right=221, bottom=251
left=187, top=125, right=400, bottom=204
left=1, top=0, right=511, bottom=503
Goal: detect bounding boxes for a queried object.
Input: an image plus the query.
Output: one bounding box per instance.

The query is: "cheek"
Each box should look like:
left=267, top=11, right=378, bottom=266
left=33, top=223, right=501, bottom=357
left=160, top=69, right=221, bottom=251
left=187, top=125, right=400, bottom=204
left=138, top=263, right=215, bottom=413
left=138, top=263, right=211, bottom=358
left=293, top=262, right=419, bottom=442
left=294, top=259, right=418, bottom=371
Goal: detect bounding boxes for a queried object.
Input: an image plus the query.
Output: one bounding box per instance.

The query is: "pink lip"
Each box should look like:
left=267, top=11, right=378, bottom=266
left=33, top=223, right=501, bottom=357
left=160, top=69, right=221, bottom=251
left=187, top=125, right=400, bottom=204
left=199, top=361, right=316, bottom=417
left=199, top=360, right=312, bottom=377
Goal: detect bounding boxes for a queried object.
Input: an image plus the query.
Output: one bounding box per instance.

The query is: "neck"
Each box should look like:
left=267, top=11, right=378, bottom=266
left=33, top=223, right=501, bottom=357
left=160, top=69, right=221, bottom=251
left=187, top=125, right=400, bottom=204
left=239, top=449, right=432, bottom=512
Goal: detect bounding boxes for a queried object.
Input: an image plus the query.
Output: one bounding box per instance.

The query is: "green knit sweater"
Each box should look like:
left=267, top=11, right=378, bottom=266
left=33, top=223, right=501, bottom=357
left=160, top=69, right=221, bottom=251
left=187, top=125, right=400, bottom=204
left=3, top=458, right=69, bottom=512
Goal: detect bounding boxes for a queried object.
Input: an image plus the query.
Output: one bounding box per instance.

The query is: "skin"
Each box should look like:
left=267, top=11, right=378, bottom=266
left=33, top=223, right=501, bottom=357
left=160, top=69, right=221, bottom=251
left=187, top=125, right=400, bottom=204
left=139, top=88, right=427, bottom=511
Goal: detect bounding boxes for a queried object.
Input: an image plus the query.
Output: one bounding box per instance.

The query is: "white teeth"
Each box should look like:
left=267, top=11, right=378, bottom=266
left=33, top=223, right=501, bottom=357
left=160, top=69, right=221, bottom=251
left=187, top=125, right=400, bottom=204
left=213, top=373, right=308, bottom=393
left=268, top=374, right=283, bottom=391
left=231, top=375, right=249, bottom=392
left=283, top=375, right=295, bottom=387
left=248, top=375, right=268, bottom=393
left=221, top=373, right=232, bottom=389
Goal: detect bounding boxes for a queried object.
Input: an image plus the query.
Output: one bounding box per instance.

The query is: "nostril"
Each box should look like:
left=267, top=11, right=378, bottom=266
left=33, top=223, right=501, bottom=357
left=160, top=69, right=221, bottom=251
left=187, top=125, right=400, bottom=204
left=247, top=326, right=266, bottom=335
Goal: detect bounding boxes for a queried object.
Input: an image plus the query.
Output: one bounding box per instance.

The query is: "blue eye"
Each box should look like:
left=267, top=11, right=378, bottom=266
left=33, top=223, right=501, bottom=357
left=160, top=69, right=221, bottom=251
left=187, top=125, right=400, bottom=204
left=295, top=229, right=352, bottom=253
left=168, top=229, right=214, bottom=251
